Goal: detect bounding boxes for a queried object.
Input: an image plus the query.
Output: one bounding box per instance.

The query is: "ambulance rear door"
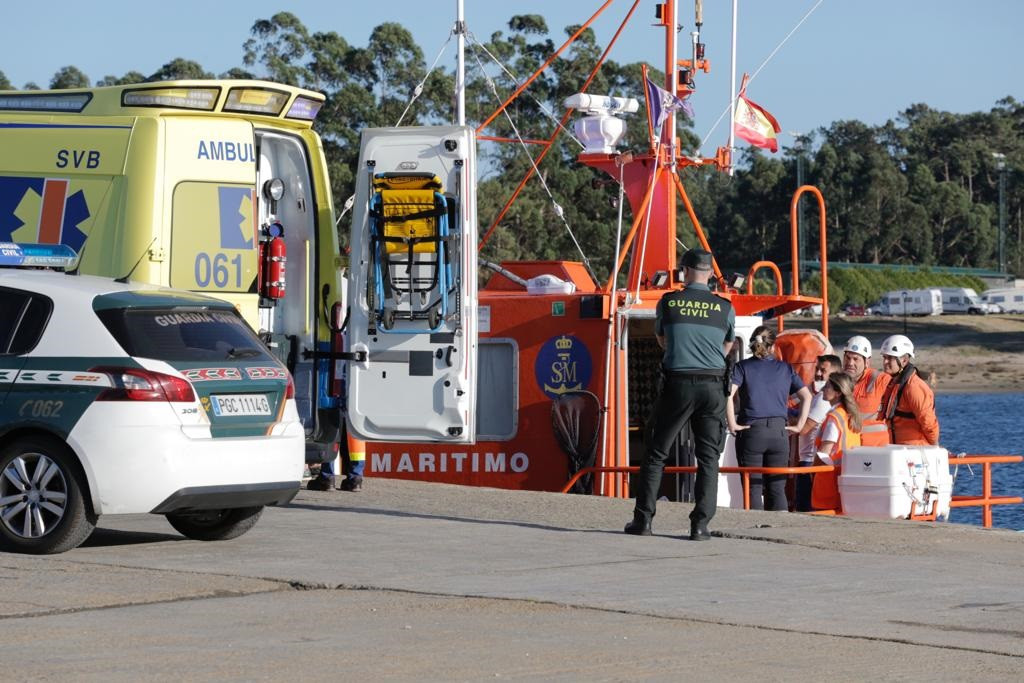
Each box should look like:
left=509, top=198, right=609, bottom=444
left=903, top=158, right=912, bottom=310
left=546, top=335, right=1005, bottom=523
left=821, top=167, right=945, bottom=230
left=347, top=125, right=478, bottom=443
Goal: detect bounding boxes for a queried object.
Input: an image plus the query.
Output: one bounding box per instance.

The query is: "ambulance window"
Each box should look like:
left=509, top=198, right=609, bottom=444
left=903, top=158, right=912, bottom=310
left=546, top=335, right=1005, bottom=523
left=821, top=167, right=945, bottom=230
left=170, top=182, right=258, bottom=294
left=96, top=307, right=275, bottom=363
left=476, top=339, right=518, bottom=440
left=0, top=289, right=52, bottom=355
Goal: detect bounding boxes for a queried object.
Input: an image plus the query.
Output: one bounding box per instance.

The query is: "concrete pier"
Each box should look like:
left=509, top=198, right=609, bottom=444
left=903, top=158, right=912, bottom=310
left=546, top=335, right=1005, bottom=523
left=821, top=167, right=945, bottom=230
left=3, top=479, right=1022, bottom=680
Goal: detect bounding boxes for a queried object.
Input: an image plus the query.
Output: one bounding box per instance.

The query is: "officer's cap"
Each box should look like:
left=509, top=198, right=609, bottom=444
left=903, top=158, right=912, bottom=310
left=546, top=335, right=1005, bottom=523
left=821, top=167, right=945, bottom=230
left=681, top=249, right=713, bottom=271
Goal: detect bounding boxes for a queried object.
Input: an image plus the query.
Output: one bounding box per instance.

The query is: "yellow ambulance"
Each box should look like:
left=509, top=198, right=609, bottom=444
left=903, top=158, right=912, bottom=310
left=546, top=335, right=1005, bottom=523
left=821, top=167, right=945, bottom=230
left=0, top=81, right=345, bottom=458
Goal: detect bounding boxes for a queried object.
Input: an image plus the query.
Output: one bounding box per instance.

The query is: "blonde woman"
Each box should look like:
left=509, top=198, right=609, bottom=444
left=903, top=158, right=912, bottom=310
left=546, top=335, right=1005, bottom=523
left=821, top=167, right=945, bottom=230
left=811, top=371, right=863, bottom=512
left=727, top=326, right=812, bottom=510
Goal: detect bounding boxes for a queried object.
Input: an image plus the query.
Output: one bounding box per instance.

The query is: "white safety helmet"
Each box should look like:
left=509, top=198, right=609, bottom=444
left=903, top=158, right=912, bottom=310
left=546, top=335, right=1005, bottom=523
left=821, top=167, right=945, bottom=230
left=879, top=334, right=915, bottom=358
left=843, top=335, right=872, bottom=360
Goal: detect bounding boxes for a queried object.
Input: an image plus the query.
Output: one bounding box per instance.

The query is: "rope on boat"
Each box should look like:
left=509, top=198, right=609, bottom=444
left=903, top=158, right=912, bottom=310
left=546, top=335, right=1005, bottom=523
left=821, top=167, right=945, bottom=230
left=466, top=30, right=583, bottom=148
left=468, top=39, right=596, bottom=276
left=699, top=0, right=826, bottom=152
left=395, top=28, right=455, bottom=127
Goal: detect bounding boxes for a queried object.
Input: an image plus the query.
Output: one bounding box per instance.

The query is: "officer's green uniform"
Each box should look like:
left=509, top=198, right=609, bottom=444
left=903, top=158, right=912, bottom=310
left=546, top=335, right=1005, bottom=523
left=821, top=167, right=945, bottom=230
left=634, top=251, right=735, bottom=531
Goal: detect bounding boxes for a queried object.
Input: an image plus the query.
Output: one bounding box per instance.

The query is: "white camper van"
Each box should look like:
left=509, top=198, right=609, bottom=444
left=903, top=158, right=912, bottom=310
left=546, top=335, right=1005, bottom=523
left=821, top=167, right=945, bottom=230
left=874, top=289, right=943, bottom=316
left=981, top=287, right=1024, bottom=313
left=937, top=287, right=998, bottom=314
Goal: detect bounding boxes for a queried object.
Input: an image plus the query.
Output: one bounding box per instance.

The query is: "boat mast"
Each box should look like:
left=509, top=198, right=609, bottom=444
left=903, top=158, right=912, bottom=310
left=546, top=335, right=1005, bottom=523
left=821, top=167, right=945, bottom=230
left=455, top=0, right=466, bottom=126
left=728, top=0, right=737, bottom=175
left=663, top=0, right=678, bottom=156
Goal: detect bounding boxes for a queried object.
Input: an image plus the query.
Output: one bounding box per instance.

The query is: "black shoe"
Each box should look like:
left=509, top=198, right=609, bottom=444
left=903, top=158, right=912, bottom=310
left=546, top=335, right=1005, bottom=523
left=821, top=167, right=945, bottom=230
left=689, top=522, right=711, bottom=541
left=624, top=513, right=652, bottom=536
left=306, top=475, right=334, bottom=491
left=339, top=475, right=363, bottom=492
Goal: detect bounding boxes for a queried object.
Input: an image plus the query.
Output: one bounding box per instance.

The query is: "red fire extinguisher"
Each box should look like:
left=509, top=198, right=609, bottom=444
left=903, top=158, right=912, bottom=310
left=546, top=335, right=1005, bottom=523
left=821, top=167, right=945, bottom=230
left=261, top=222, right=286, bottom=299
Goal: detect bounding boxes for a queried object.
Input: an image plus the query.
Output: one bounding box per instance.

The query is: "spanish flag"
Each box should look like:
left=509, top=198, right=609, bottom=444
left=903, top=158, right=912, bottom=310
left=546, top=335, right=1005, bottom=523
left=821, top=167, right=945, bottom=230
left=733, top=74, right=781, bottom=153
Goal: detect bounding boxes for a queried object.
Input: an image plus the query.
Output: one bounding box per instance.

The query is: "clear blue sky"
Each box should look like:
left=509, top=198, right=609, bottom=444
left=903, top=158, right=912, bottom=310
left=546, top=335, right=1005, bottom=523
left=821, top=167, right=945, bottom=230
left=4, top=1, right=1021, bottom=153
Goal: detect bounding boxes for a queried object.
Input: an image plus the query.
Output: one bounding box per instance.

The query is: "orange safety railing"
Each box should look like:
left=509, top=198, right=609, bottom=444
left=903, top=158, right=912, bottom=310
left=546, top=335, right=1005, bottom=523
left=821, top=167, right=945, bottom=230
left=746, top=261, right=785, bottom=332
left=562, top=454, right=1023, bottom=528
left=947, top=454, right=1023, bottom=528
left=791, top=185, right=830, bottom=338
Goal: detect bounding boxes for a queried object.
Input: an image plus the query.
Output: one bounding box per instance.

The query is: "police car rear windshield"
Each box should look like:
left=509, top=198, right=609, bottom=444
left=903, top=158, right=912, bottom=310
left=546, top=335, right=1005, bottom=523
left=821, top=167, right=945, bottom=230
left=96, top=308, right=275, bottom=363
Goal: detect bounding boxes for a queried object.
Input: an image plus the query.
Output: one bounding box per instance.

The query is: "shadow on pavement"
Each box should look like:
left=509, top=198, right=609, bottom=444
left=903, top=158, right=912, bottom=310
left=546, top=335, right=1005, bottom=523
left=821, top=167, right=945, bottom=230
left=81, top=528, right=185, bottom=548
left=284, top=501, right=631, bottom=537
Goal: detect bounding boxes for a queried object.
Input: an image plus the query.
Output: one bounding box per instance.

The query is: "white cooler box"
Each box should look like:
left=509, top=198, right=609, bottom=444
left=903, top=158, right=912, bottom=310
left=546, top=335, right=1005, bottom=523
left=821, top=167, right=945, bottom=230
left=839, top=446, right=953, bottom=520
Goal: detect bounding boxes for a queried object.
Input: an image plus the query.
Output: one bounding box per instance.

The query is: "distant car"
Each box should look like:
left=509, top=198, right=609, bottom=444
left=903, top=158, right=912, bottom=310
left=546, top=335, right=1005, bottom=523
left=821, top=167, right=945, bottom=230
left=840, top=304, right=868, bottom=316
left=0, top=244, right=304, bottom=554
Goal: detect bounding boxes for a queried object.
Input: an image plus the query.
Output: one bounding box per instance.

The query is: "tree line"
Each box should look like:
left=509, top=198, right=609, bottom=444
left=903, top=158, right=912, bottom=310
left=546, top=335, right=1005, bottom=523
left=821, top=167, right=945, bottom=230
left=2, top=12, right=1021, bottom=281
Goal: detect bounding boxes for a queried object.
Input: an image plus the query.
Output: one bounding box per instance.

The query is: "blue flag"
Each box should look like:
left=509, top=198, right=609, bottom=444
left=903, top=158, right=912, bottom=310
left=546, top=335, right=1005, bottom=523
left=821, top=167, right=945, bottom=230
left=644, top=75, right=693, bottom=128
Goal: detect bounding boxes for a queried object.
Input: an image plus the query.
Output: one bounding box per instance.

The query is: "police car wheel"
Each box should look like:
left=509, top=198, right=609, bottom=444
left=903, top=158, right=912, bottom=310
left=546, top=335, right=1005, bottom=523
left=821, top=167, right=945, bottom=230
left=165, top=506, right=264, bottom=541
left=0, top=436, right=96, bottom=554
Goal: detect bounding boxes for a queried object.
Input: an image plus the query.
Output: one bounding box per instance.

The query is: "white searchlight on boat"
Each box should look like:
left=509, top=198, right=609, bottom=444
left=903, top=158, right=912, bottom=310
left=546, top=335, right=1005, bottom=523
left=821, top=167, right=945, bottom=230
left=564, top=93, right=638, bottom=154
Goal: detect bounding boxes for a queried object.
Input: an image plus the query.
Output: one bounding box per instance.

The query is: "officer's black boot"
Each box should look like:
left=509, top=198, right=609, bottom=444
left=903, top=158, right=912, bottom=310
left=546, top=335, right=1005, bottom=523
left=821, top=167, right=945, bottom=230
left=689, top=521, right=711, bottom=541
left=624, top=512, right=652, bottom=536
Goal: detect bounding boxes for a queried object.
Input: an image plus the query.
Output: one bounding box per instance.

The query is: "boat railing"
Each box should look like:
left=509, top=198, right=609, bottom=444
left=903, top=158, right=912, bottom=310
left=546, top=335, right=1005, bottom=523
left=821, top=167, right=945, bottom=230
left=790, top=185, right=829, bottom=338
left=562, top=454, right=1023, bottom=528
left=947, top=454, right=1024, bottom=528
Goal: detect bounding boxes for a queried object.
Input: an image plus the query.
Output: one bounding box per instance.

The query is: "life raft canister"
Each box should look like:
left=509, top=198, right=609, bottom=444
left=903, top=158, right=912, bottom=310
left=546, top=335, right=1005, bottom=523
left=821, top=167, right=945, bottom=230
left=773, top=328, right=832, bottom=388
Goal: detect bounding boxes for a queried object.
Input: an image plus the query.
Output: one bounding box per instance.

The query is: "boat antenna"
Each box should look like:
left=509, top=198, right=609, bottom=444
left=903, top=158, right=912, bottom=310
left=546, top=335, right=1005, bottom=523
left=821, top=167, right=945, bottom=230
left=114, top=237, right=157, bottom=283
left=728, top=0, right=738, bottom=176
left=455, top=0, right=466, bottom=126
left=703, top=0, right=826, bottom=157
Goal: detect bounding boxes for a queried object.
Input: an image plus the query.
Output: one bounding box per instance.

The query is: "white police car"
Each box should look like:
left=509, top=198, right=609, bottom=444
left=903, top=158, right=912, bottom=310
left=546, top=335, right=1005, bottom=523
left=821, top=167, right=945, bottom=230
left=0, top=244, right=304, bottom=553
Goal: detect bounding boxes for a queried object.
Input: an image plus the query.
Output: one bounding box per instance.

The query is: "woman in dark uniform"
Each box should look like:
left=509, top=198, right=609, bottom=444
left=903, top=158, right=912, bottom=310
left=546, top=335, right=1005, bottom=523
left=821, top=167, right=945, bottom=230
left=726, top=326, right=812, bottom=510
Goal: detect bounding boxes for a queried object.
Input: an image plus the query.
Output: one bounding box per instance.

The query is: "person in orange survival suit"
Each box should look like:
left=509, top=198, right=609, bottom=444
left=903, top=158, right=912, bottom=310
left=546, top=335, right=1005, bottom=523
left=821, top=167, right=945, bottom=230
left=878, top=334, right=940, bottom=446
left=841, top=335, right=891, bottom=446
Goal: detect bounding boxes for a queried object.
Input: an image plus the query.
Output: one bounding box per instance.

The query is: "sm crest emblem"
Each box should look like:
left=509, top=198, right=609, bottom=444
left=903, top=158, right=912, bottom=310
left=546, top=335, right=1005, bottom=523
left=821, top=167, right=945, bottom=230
left=534, top=334, right=592, bottom=399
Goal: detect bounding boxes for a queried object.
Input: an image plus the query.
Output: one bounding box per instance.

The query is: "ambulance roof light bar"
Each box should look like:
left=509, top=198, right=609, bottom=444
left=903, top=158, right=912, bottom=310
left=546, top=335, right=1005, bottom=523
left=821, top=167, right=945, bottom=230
left=285, top=95, right=324, bottom=121
left=122, top=87, right=220, bottom=111
left=0, top=243, right=79, bottom=270
left=223, top=87, right=289, bottom=116
left=0, top=92, right=91, bottom=113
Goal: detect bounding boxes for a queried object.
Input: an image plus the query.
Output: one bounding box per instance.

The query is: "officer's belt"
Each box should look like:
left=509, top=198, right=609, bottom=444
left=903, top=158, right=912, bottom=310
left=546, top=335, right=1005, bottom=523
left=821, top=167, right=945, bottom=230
left=663, top=370, right=722, bottom=382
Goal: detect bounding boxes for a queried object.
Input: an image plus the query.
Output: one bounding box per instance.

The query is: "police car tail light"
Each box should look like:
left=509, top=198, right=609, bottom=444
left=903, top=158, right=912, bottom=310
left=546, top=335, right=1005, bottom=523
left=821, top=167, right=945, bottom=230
left=91, top=367, right=196, bottom=403
left=285, top=372, right=295, bottom=400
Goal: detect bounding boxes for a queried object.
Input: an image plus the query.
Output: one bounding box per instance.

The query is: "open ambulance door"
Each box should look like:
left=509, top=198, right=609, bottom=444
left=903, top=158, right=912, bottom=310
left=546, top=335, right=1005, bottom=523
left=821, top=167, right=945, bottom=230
left=346, top=126, right=478, bottom=443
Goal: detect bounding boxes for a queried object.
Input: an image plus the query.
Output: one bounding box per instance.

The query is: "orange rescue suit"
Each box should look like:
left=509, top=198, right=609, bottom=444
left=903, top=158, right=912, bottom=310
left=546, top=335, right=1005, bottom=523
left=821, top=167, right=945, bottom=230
left=811, top=405, right=861, bottom=513
left=852, top=367, right=891, bottom=417
left=880, top=368, right=939, bottom=446
left=853, top=368, right=891, bottom=447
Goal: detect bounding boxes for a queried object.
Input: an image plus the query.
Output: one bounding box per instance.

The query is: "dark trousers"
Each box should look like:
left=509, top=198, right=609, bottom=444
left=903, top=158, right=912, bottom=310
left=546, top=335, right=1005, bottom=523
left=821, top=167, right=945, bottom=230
left=735, top=417, right=790, bottom=511
left=794, top=461, right=815, bottom=512
left=635, top=376, right=726, bottom=526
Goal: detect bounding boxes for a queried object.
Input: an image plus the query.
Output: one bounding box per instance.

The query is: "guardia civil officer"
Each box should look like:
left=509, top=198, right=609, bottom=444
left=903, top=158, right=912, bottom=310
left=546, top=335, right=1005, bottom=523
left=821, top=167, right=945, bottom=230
left=624, top=249, right=735, bottom=541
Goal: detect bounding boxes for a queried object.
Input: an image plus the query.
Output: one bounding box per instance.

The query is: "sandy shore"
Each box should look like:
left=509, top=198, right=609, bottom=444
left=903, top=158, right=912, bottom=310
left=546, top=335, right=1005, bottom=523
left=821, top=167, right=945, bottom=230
left=798, top=313, right=1024, bottom=394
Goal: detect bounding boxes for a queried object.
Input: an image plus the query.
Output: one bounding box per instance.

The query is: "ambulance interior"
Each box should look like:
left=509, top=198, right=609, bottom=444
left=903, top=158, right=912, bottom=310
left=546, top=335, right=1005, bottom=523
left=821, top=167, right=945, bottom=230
left=255, top=130, right=318, bottom=432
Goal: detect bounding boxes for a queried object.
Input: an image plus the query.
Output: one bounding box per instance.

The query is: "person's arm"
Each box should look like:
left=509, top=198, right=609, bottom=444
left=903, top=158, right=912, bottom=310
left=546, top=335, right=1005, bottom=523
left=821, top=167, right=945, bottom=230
left=908, top=381, right=940, bottom=445
left=726, top=384, right=748, bottom=433
left=813, top=415, right=839, bottom=465
left=656, top=334, right=666, bottom=350
left=800, top=417, right=822, bottom=436
left=786, top=386, right=813, bottom=434
left=814, top=440, right=838, bottom=466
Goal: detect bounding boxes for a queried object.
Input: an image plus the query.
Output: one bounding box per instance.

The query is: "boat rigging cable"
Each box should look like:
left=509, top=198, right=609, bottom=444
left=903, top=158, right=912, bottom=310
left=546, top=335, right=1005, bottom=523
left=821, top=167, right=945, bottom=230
left=467, top=41, right=597, bottom=279
left=465, top=32, right=584, bottom=149
left=394, top=29, right=455, bottom=127
left=699, top=0, right=825, bottom=152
